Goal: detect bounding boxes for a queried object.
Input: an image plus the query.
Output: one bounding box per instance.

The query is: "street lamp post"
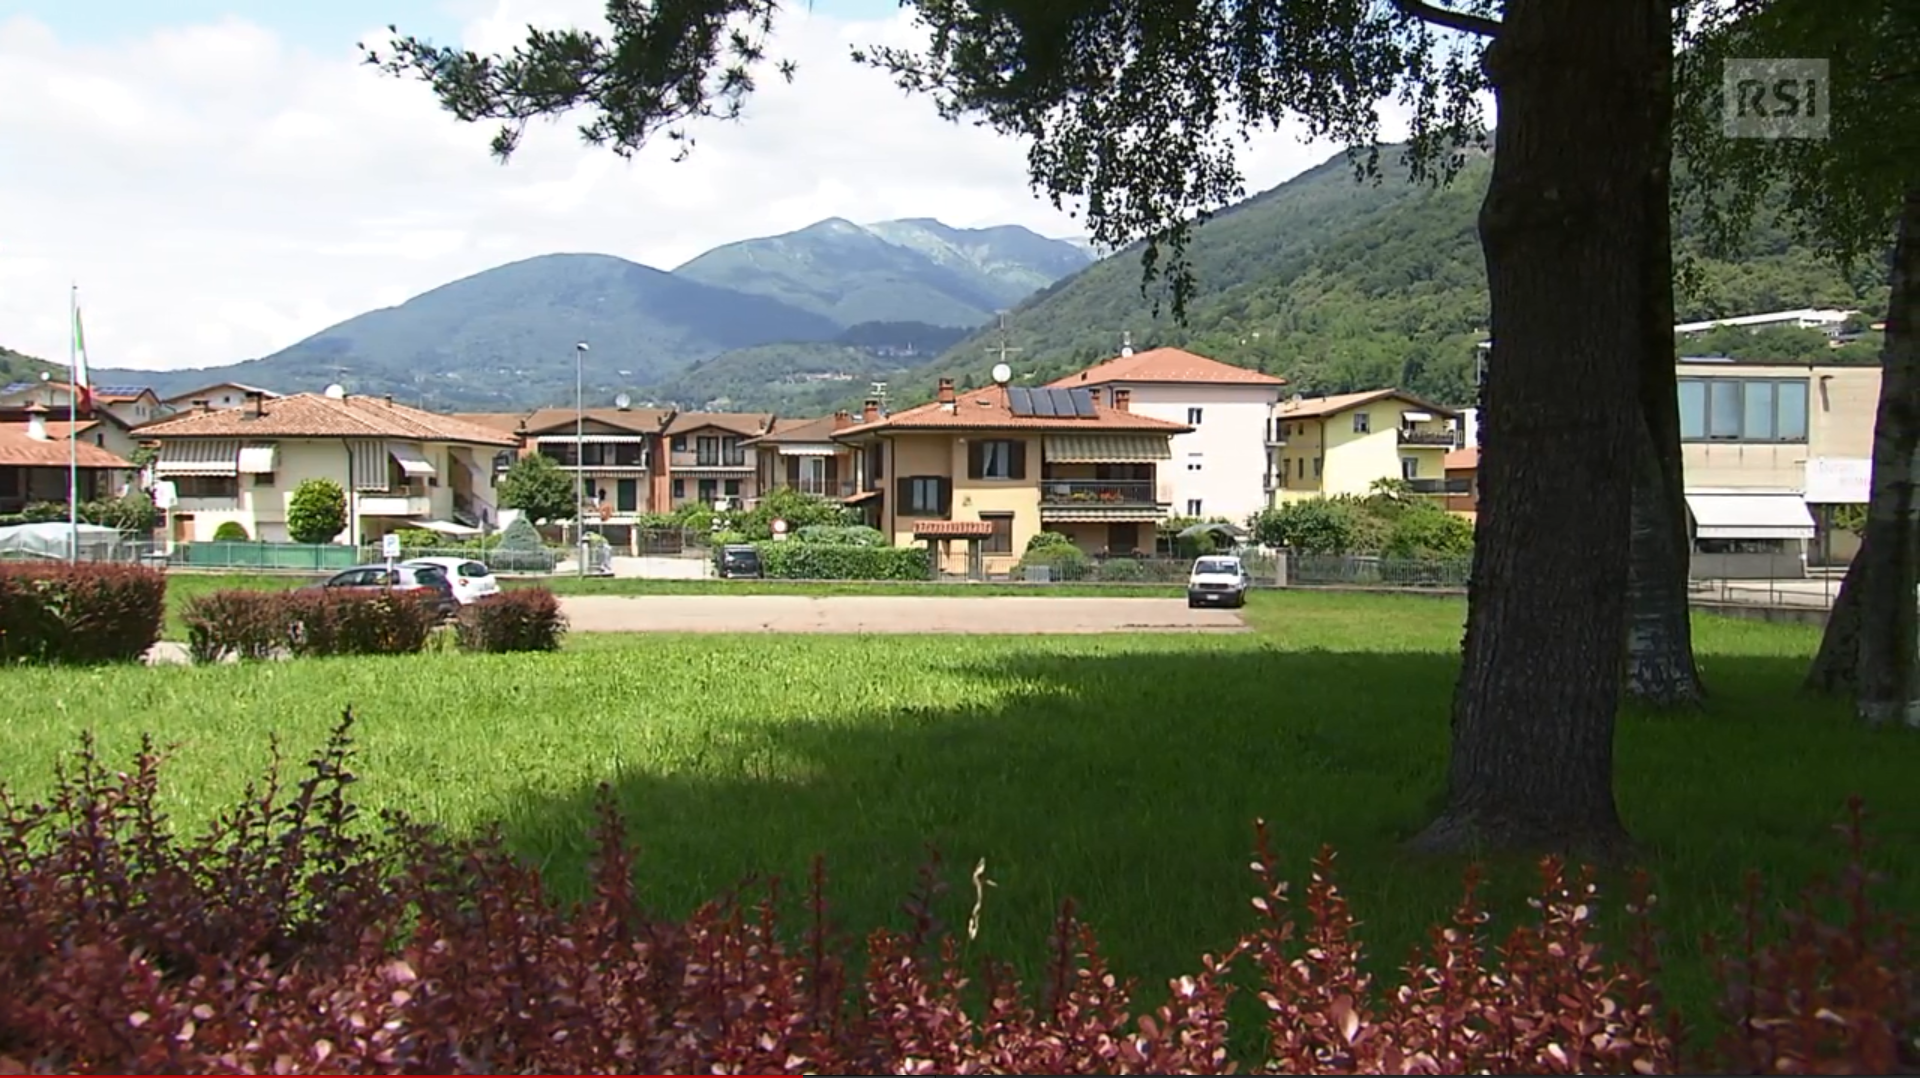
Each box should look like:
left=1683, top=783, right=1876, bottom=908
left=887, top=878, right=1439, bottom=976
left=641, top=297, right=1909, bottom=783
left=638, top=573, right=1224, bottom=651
left=575, top=341, right=589, bottom=578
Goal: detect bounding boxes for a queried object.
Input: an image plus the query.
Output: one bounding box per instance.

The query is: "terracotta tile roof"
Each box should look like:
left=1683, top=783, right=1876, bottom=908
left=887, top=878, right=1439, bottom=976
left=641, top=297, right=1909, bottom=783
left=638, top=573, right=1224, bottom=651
left=521, top=406, right=672, bottom=436
left=1278, top=388, right=1458, bottom=420
left=1445, top=447, right=1480, bottom=471
left=1048, top=347, right=1286, bottom=387
left=745, top=414, right=846, bottom=445
left=134, top=393, right=519, bottom=446
left=912, top=520, right=997, bottom=538
left=161, top=382, right=282, bottom=404
left=665, top=411, right=775, bottom=437
left=835, top=385, right=1190, bottom=437
left=450, top=411, right=535, bottom=435
left=0, top=423, right=132, bottom=468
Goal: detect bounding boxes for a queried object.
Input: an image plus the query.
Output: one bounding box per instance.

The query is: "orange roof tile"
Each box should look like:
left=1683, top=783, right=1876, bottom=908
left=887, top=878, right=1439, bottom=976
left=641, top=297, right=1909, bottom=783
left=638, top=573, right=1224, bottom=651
left=0, top=423, right=132, bottom=469
left=745, top=414, right=848, bottom=445
left=836, top=385, right=1190, bottom=438
left=522, top=407, right=671, bottom=436
left=1278, top=388, right=1458, bottom=420
left=450, top=411, right=534, bottom=434
left=1048, top=347, right=1285, bottom=388
left=665, top=411, right=775, bottom=437
left=134, top=393, right=519, bottom=446
left=1445, top=447, right=1480, bottom=471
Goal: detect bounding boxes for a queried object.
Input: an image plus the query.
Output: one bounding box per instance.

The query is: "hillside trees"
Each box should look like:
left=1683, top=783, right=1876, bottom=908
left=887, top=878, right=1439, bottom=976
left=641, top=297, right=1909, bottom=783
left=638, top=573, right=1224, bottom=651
left=369, top=0, right=1666, bottom=853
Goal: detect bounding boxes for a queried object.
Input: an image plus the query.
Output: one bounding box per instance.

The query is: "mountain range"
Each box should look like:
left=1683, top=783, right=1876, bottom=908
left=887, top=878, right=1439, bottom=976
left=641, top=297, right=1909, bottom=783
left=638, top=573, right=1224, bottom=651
left=74, top=218, right=1096, bottom=410
left=30, top=146, right=1893, bottom=416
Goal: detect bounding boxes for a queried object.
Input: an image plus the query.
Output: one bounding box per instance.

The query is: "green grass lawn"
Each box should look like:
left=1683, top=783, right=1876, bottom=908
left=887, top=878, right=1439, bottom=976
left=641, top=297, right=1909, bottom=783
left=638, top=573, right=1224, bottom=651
left=22, top=588, right=1919, bottom=1030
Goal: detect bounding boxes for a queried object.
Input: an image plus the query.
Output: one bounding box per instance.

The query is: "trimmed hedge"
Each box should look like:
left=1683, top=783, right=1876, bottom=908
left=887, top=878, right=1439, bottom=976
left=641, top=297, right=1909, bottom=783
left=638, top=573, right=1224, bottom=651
left=755, top=541, right=932, bottom=580
left=0, top=563, right=165, bottom=665
left=0, top=720, right=1912, bottom=1074
left=181, top=586, right=441, bottom=662
left=456, top=588, right=567, bottom=653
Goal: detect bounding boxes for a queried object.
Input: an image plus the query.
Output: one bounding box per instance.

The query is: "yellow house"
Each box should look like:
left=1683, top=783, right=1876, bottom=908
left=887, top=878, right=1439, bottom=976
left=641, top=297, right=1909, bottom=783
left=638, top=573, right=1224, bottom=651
left=1270, top=388, right=1460, bottom=504
left=833, top=378, right=1191, bottom=577
left=136, top=390, right=519, bottom=545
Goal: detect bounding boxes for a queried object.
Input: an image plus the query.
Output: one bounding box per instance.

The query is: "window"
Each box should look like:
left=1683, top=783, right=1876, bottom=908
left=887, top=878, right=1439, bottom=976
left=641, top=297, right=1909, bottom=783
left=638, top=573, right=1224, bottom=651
left=1401, top=456, right=1420, bottom=480
left=616, top=479, right=638, bottom=513
left=968, top=439, right=1024, bottom=480
left=698, top=478, right=718, bottom=503
left=867, top=443, right=885, bottom=482
left=696, top=436, right=720, bottom=466
left=1313, top=457, right=1323, bottom=478
left=1187, top=453, right=1203, bottom=472
left=1677, top=377, right=1810, bottom=443
left=582, top=443, right=606, bottom=466
left=899, top=476, right=948, bottom=515
left=981, top=513, right=1014, bottom=555
left=253, top=472, right=275, bottom=487
left=1187, top=407, right=1204, bottom=424
left=671, top=478, right=685, bottom=499
left=175, top=475, right=238, bottom=499
left=1108, top=521, right=1141, bottom=554
left=722, top=436, right=746, bottom=467
left=1186, top=498, right=1203, bottom=516
left=671, top=436, right=687, bottom=452
left=723, top=479, right=742, bottom=496
left=1352, top=412, right=1371, bottom=434
left=1295, top=457, right=1305, bottom=479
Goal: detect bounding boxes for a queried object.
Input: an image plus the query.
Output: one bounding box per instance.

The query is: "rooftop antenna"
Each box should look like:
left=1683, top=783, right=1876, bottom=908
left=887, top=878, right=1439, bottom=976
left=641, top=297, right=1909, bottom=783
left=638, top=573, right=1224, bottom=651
left=986, top=312, right=1023, bottom=371
left=1120, top=330, right=1134, bottom=357
left=868, top=380, right=889, bottom=408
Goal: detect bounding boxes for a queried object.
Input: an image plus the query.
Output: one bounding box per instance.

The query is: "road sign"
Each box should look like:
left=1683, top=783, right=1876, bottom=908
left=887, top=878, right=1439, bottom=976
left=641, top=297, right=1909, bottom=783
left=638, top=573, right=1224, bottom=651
left=771, top=518, right=788, bottom=534
left=382, top=533, right=402, bottom=560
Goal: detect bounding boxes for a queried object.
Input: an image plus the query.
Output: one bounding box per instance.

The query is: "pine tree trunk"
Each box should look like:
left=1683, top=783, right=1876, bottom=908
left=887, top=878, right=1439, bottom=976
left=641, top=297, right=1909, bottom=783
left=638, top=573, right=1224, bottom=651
left=1411, top=0, right=1655, bottom=856
left=1622, top=9, right=1706, bottom=710
left=1850, top=184, right=1920, bottom=728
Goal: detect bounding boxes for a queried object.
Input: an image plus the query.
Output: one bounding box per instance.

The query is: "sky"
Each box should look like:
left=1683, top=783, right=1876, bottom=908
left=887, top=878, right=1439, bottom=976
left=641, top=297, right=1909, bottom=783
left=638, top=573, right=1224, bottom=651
left=2, top=0, right=1426, bottom=374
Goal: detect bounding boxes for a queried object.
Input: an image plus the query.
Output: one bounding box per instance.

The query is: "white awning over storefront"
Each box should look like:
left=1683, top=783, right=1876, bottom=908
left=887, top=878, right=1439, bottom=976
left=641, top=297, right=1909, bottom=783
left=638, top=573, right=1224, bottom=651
left=1685, top=490, right=1817, bottom=540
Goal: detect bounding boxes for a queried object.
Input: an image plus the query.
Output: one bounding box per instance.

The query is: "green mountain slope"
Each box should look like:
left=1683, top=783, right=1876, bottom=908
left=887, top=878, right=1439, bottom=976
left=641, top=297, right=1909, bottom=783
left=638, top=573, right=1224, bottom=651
left=650, top=321, right=970, bottom=412
left=672, top=217, right=1092, bottom=328
left=894, top=147, right=1887, bottom=409
left=0, top=346, right=60, bottom=386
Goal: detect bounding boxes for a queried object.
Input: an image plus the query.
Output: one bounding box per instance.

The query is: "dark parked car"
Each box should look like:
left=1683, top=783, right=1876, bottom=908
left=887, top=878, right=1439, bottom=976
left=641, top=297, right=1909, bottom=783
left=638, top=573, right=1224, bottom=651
left=320, top=563, right=458, bottom=617
left=714, top=543, right=764, bottom=579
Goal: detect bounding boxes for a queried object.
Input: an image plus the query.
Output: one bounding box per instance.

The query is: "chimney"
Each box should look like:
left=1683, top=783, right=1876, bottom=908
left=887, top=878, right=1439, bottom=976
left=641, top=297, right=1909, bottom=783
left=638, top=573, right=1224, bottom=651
left=1086, top=386, right=1103, bottom=407
left=1112, top=388, right=1131, bottom=412
left=383, top=394, right=394, bottom=406
left=24, top=402, right=48, bottom=441
left=937, top=378, right=956, bottom=405
left=862, top=398, right=881, bottom=424
left=244, top=390, right=265, bottom=418
left=191, top=399, right=211, bottom=414
left=833, top=409, right=853, bottom=431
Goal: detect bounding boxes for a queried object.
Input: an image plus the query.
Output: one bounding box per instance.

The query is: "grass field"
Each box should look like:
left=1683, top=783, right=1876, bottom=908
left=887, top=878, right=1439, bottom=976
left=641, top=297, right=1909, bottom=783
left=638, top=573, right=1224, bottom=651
left=16, top=587, right=1918, bottom=1029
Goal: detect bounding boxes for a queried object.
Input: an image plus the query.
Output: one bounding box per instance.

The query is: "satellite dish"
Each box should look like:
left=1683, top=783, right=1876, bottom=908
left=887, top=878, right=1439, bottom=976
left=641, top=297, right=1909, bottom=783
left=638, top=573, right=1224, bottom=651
left=991, top=363, right=1013, bottom=385
left=614, top=392, right=632, bottom=409
left=324, top=383, right=347, bottom=399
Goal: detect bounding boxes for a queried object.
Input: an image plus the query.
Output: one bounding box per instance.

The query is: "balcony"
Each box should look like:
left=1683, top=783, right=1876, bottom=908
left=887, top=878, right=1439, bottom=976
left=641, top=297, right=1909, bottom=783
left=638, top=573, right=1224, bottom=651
left=541, top=451, right=649, bottom=471
left=1041, top=479, right=1159, bottom=506
left=777, top=478, right=858, bottom=498
left=1404, top=477, right=1473, bottom=496
left=358, top=494, right=431, bottom=517
left=1398, top=428, right=1457, bottom=448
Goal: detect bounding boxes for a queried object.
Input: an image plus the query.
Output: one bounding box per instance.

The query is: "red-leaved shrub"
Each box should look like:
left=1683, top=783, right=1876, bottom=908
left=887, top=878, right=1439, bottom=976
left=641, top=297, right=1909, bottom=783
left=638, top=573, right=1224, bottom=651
left=181, top=587, right=441, bottom=662
left=0, top=562, right=165, bottom=665
left=455, top=587, right=566, bottom=652
left=0, top=714, right=1909, bottom=1074
left=181, top=589, right=287, bottom=663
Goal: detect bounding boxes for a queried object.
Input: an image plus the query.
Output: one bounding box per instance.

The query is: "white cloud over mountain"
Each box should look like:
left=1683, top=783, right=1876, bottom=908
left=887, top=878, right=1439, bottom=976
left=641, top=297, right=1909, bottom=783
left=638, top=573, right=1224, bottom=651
left=0, top=1, right=1421, bottom=373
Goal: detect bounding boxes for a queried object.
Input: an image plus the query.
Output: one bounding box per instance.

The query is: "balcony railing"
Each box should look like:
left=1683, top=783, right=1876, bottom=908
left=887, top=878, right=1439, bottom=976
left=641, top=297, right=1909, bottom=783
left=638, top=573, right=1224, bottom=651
left=779, top=478, right=858, bottom=498
left=1040, top=479, right=1159, bottom=505
left=1404, top=477, right=1473, bottom=496
left=1398, top=428, right=1457, bottom=447
left=358, top=494, right=432, bottom=516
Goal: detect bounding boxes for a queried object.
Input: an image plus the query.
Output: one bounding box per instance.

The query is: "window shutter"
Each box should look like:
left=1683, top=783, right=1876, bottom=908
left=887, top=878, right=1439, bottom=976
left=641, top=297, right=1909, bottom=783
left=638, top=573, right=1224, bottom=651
left=938, top=478, right=953, bottom=516
left=896, top=476, right=912, bottom=513
left=1009, top=440, right=1027, bottom=480
left=967, top=442, right=983, bottom=480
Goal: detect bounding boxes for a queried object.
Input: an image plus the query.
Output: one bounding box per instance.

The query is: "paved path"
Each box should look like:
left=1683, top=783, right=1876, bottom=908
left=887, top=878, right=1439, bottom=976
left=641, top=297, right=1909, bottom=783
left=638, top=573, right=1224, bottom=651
left=558, top=594, right=1247, bottom=634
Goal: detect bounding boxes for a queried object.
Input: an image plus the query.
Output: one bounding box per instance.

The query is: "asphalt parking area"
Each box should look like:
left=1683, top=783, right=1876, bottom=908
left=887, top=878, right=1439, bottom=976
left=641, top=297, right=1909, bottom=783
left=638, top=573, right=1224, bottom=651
left=558, top=594, right=1249, bottom=634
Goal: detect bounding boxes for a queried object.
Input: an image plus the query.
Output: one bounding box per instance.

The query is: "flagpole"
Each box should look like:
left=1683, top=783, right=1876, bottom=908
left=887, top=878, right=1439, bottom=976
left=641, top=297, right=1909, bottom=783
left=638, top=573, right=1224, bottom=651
left=67, top=284, right=78, bottom=563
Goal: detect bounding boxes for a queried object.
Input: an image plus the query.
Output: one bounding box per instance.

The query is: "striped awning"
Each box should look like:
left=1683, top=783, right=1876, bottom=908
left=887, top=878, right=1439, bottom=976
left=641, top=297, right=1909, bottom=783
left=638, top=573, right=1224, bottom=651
left=1043, top=434, right=1172, bottom=463
left=237, top=444, right=278, bottom=474
left=778, top=444, right=838, bottom=457
left=1040, top=507, right=1166, bottom=523
left=154, top=439, right=239, bottom=476
left=535, top=434, right=651, bottom=445
left=388, top=442, right=436, bottom=477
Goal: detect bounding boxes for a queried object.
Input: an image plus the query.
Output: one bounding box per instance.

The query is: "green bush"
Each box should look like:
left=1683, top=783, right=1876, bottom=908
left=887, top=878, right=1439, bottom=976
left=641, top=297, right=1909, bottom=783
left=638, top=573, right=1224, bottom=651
left=1093, top=557, right=1150, bottom=583
left=1383, top=506, right=1476, bottom=559
left=732, top=488, right=851, bottom=540
left=82, top=490, right=159, bottom=532
left=0, top=563, right=166, bottom=665
left=489, top=516, right=556, bottom=572
left=181, top=590, right=287, bottom=663
left=1024, top=530, right=1077, bottom=553
left=793, top=524, right=886, bottom=546
left=287, top=479, right=348, bottom=544
left=710, top=529, right=749, bottom=547
left=456, top=588, right=567, bottom=653
left=1016, top=543, right=1091, bottom=581
left=755, top=541, right=930, bottom=580
left=212, top=521, right=251, bottom=541
left=282, top=589, right=440, bottom=658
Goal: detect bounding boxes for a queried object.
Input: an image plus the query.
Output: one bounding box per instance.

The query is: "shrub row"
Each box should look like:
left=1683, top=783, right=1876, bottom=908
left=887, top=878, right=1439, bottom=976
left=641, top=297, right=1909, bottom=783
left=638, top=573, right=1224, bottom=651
left=0, top=563, right=165, bottom=665
left=755, top=540, right=932, bottom=580
left=455, top=588, right=567, bottom=652
left=0, top=717, right=1910, bottom=1074
left=182, top=587, right=442, bottom=662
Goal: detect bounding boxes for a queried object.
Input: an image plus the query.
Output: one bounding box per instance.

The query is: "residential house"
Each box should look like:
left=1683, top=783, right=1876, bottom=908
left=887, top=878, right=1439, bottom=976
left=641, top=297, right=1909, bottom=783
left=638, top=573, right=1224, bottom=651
left=1271, top=389, right=1461, bottom=504
left=135, top=390, right=517, bottom=545
left=743, top=412, right=863, bottom=504
left=160, top=383, right=283, bottom=414
left=663, top=411, right=774, bottom=510
left=0, top=381, right=149, bottom=462
left=517, top=406, right=673, bottom=535
left=831, top=378, right=1190, bottom=577
left=1443, top=448, right=1479, bottom=520
left=0, top=404, right=133, bottom=513
left=1677, top=358, right=1879, bottom=576
left=1048, top=346, right=1286, bottom=521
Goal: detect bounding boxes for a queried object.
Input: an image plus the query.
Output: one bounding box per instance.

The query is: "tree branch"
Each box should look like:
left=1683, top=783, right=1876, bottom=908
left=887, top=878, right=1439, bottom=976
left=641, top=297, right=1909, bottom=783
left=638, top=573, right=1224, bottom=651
left=1391, top=0, right=1502, bottom=38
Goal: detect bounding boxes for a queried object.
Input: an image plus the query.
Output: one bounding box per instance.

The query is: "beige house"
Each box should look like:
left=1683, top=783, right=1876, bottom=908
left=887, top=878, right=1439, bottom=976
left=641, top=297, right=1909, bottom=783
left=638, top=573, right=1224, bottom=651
left=0, top=380, right=151, bottom=462
left=1270, top=388, right=1461, bottom=505
left=832, top=378, right=1190, bottom=578
left=135, top=390, right=518, bottom=545
left=1678, top=358, right=1879, bottom=576
left=0, top=405, right=134, bottom=513
left=663, top=411, right=774, bottom=510
left=160, top=382, right=283, bottom=415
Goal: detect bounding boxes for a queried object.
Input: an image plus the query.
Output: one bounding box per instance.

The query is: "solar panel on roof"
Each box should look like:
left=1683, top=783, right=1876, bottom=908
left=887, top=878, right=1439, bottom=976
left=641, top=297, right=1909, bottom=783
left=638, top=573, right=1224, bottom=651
left=1006, top=386, right=1033, bottom=416
left=1068, top=388, right=1097, bottom=417
left=1029, top=387, right=1057, bottom=416
left=96, top=385, right=151, bottom=397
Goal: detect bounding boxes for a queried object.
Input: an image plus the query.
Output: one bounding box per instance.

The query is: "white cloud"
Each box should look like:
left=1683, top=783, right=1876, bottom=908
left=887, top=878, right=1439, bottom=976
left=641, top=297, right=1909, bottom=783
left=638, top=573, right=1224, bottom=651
left=0, top=1, right=1432, bottom=373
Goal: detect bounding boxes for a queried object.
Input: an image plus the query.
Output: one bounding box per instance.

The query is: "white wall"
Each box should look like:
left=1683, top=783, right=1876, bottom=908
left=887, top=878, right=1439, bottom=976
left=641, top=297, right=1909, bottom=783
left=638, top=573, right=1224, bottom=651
left=1118, top=383, right=1283, bottom=523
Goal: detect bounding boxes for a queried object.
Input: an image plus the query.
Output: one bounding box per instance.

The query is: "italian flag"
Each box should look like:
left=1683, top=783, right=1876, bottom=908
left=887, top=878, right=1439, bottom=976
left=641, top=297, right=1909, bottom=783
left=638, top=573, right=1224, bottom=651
left=71, top=304, right=92, bottom=411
